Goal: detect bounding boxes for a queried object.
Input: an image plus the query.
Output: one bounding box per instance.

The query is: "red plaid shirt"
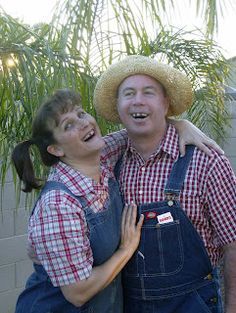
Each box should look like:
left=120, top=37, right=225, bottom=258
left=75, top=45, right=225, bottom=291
left=116, top=124, right=236, bottom=266
left=28, top=130, right=127, bottom=286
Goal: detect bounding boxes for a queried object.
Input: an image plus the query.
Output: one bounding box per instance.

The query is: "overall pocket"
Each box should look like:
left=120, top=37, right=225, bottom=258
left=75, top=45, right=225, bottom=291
left=124, top=218, right=184, bottom=276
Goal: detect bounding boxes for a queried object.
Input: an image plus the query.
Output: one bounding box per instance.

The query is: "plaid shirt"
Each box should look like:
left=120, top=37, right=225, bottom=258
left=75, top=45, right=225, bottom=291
left=28, top=130, right=127, bottom=287
left=116, top=124, right=236, bottom=266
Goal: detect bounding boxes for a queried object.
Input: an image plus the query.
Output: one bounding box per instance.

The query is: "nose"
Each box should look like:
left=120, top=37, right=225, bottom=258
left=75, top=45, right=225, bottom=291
left=133, top=92, right=145, bottom=105
left=76, top=117, right=89, bottom=130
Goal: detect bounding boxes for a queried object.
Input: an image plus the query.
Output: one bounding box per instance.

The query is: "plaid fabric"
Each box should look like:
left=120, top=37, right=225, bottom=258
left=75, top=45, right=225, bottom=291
left=116, top=124, right=236, bottom=266
left=28, top=130, right=128, bottom=287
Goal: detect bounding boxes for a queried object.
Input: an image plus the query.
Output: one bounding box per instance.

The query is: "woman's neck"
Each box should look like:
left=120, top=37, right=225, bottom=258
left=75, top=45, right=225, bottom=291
left=61, top=154, right=101, bottom=182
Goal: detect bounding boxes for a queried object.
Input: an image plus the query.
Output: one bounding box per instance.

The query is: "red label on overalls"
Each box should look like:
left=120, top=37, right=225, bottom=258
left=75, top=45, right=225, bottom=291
left=145, top=211, right=157, bottom=219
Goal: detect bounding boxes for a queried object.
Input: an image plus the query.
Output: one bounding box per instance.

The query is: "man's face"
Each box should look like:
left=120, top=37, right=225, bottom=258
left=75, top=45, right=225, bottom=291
left=117, top=74, right=169, bottom=140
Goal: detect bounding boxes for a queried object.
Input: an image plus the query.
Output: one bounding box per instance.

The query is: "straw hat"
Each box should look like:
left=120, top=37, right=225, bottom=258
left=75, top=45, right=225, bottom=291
left=94, top=55, right=193, bottom=123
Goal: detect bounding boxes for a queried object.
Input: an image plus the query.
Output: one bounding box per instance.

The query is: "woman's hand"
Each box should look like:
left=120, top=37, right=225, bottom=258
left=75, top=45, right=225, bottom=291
left=119, top=203, right=144, bottom=256
left=169, top=118, right=224, bottom=157
left=61, top=203, right=144, bottom=307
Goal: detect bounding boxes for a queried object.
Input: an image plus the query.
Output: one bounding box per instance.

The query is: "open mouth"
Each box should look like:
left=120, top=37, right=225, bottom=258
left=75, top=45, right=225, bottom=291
left=131, top=113, right=148, bottom=119
left=83, top=129, right=95, bottom=142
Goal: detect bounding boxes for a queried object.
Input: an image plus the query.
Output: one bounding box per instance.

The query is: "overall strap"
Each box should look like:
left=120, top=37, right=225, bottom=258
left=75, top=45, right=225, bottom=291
left=164, top=145, right=195, bottom=197
left=41, top=181, right=75, bottom=196
left=31, top=181, right=86, bottom=215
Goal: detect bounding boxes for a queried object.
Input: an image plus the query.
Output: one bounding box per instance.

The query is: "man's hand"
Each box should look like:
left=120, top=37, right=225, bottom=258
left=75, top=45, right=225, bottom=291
left=168, top=118, right=224, bottom=157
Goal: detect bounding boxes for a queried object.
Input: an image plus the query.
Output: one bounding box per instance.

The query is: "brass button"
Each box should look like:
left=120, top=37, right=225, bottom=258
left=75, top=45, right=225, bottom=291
left=168, top=200, right=174, bottom=206
left=206, top=273, right=213, bottom=280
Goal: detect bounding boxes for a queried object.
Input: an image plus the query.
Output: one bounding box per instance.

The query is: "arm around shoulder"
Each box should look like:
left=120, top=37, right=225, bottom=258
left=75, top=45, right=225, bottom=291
left=167, top=118, right=224, bottom=156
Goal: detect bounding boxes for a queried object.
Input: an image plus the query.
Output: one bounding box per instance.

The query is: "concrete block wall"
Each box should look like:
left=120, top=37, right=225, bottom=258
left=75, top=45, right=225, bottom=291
left=221, top=100, right=236, bottom=173
left=0, top=170, right=33, bottom=313
left=0, top=103, right=235, bottom=313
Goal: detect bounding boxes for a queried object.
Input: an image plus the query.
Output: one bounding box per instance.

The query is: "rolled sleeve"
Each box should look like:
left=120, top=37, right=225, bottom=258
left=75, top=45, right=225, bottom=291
left=29, top=192, right=93, bottom=286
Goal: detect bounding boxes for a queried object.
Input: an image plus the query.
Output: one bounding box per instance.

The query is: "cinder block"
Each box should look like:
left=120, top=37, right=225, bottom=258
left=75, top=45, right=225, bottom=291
left=0, top=182, right=18, bottom=210
left=227, top=156, right=236, bottom=174
left=0, top=210, right=14, bottom=239
left=4, top=167, right=14, bottom=184
left=225, top=100, right=236, bottom=118
left=14, top=209, right=30, bottom=236
left=0, top=287, right=23, bottom=313
left=15, top=259, right=33, bottom=288
left=224, top=118, right=236, bottom=137
left=0, top=235, right=28, bottom=266
left=0, top=264, right=15, bottom=292
left=223, top=137, right=236, bottom=156
left=227, top=101, right=236, bottom=118
left=0, top=181, right=28, bottom=211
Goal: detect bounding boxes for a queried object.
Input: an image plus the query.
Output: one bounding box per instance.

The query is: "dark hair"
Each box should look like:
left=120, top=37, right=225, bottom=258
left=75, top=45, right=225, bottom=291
left=11, top=89, right=82, bottom=192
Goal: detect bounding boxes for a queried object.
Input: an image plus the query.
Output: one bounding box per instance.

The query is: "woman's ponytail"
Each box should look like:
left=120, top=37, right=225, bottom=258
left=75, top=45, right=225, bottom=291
left=11, top=140, right=42, bottom=192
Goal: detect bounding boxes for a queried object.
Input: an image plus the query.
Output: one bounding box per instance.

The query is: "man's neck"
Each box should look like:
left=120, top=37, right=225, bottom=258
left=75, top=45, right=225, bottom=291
left=129, top=130, right=166, bottom=161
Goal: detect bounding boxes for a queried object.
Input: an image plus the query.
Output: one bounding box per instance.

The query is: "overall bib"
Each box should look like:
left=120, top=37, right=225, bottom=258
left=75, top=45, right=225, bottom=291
left=15, top=177, right=123, bottom=313
left=123, top=145, right=223, bottom=313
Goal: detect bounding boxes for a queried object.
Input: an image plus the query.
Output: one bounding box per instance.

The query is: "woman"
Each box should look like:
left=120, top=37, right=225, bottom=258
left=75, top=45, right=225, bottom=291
left=13, top=89, right=143, bottom=313
left=12, top=89, right=223, bottom=313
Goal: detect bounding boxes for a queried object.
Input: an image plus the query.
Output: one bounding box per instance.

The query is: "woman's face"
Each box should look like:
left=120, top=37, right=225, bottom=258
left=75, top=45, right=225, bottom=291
left=48, top=106, right=105, bottom=162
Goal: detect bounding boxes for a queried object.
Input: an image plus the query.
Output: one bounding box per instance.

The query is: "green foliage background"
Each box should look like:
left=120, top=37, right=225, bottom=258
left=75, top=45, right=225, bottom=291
left=0, top=0, right=235, bottom=197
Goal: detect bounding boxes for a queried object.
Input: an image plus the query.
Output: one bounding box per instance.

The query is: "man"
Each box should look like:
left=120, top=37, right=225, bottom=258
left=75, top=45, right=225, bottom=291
left=94, top=55, right=236, bottom=313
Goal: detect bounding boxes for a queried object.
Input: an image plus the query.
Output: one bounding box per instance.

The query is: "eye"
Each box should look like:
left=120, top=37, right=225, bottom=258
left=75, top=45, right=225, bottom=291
left=124, top=90, right=135, bottom=97
left=144, top=89, right=155, bottom=95
left=64, top=121, right=74, bottom=131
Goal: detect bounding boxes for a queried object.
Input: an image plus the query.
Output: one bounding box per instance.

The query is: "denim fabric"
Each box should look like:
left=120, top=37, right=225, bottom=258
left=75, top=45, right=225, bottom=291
left=123, top=145, right=223, bottom=313
left=15, top=178, right=123, bottom=313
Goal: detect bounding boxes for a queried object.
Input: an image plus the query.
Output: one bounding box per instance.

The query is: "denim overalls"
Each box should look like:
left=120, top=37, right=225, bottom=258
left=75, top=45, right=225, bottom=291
left=15, top=177, right=123, bottom=313
left=122, top=145, right=223, bottom=313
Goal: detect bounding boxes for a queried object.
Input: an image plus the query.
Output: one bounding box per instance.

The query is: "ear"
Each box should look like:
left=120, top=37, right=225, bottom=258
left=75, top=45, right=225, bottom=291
left=164, top=96, right=170, bottom=115
left=47, top=144, right=64, bottom=157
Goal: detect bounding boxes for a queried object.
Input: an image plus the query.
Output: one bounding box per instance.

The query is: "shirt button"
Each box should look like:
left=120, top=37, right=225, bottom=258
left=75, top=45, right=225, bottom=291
left=168, top=200, right=174, bottom=206
left=139, top=190, right=143, bottom=195
left=141, top=167, right=145, bottom=171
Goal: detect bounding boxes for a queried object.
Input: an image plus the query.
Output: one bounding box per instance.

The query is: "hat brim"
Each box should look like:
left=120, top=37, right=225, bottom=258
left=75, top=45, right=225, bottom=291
left=94, top=55, right=193, bottom=123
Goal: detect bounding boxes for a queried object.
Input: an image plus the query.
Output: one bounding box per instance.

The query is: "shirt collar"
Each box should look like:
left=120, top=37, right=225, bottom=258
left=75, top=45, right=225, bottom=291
left=161, top=124, right=180, bottom=161
left=48, top=161, right=110, bottom=196
left=125, top=124, right=180, bottom=161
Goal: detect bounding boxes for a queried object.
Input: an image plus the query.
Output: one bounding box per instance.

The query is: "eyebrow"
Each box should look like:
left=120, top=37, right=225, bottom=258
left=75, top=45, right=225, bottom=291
left=60, top=116, right=70, bottom=126
left=121, top=85, right=156, bottom=92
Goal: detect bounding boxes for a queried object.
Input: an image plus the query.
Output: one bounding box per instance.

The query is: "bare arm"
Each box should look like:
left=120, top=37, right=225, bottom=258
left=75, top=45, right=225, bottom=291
left=223, top=241, right=236, bottom=313
left=168, top=118, right=224, bottom=156
left=61, top=204, right=144, bottom=307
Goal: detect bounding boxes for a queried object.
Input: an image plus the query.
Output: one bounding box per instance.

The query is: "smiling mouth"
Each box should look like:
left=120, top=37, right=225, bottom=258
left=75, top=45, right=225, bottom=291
left=131, top=113, right=148, bottom=119
left=83, top=129, right=95, bottom=141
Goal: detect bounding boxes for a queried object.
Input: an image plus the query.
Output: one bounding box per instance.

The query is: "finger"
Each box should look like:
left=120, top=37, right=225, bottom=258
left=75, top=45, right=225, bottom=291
left=178, top=138, right=186, bottom=157
left=137, top=214, right=144, bottom=229
left=121, top=204, right=128, bottom=234
left=196, top=143, right=213, bottom=157
left=126, top=203, right=136, bottom=226
left=130, top=203, right=137, bottom=226
left=204, top=140, right=224, bottom=155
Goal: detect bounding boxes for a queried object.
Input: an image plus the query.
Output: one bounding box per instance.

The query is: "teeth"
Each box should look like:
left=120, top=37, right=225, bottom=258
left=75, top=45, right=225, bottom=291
left=131, top=113, right=148, bottom=118
left=83, top=129, right=95, bottom=141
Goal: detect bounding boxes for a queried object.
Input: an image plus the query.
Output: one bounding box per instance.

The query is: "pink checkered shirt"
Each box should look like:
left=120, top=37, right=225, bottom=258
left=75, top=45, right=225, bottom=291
left=115, top=124, right=236, bottom=266
left=28, top=130, right=127, bottom=286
